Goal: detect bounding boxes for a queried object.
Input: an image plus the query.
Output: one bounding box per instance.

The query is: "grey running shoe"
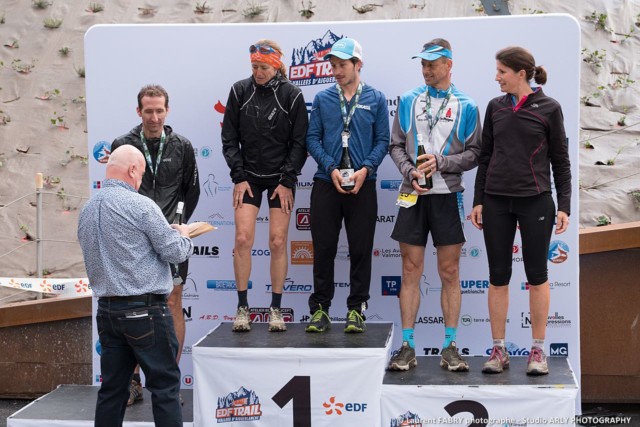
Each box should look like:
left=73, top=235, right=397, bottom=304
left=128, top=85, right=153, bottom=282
left=268, top=307, right=287, bottom=332
left=482, top=345, right=510, bottom=373
left=527, top=347, right=549, bottom=375
left=440, top=341, right=469, bottom=372
left=344, top=309, right=366, bottom=333
left=232, top=306, right=251, bottom=332
left=127, top=380, right=143, bottom=406
left=305, top=307, right=331, bottom=332
left=387, top=341, right=417, bottom=371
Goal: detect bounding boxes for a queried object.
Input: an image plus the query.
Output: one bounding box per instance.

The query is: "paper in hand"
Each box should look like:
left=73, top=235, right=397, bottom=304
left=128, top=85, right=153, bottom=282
left=187, top=221, right=217, bottom=238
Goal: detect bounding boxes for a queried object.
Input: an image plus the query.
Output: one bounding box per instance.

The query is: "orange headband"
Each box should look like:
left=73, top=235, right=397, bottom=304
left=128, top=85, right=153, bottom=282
left=250, top=51, right=282, bottom=70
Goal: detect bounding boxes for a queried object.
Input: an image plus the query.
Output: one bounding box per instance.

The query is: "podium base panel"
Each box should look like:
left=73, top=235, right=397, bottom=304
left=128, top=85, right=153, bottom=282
left=382, top=356, right=578, bottom=427
left=7, top=385, right=194, bottom=427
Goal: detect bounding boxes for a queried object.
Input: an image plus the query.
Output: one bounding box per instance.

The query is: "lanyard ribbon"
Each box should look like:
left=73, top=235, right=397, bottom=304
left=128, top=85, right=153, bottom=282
left=425, top=87, right=452, bottom=132
left=140, top=129, right=166, bottom=189
left=337, top=82, right=363, bottom=135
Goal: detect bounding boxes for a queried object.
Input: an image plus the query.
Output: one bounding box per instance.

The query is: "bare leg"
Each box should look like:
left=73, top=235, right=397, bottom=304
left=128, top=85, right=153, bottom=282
left=437, top=243, right=462, bottom=328
left=529, top=281, right=550, bottom=340
left=267, top=207, right=291, bottom=295
left=398, top=243, right=425, bottom=329
left=488, top=284, right=509, bottom=339
left=233, top=205, right=260, bottom=292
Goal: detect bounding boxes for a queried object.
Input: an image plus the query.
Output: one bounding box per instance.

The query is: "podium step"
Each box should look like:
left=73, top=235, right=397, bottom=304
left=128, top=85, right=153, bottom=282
left=384, top=355, right=576, bottom=386
left=195, top=321, right=394, bottom=349
left=7, top=385, right=194, bottom=426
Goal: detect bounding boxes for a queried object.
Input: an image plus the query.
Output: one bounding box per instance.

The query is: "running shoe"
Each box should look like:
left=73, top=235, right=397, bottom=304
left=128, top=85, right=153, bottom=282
left=268, top=307, right=287, bottom=332
left=482, top=345, right=510, bottom=373
left=232, top=306, right=251, bottom=332
left=305, top=306, right=330, bottom=332
left=387, top=341, right=417, bottom=371
left=440, top=341, right=469, bottom=372
left=344, top=309, right=366, bottom=333
left=526, top=347, right=549, bottom=375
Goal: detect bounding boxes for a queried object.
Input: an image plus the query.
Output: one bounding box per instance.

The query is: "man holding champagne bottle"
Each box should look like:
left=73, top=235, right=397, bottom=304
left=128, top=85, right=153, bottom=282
left=387, top=39, right=482, bottom=371
left=305, top=37, right=389, bottom=334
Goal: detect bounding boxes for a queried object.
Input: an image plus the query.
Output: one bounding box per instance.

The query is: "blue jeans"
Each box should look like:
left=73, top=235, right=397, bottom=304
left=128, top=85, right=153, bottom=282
left=95, top=297, right=182, bottom=427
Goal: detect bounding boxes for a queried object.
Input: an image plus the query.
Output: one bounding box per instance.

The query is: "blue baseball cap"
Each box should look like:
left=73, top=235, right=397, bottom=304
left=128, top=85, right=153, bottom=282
left=412, top=44, right=452, bottom=61
left=324, top=38, right=363, bottom=61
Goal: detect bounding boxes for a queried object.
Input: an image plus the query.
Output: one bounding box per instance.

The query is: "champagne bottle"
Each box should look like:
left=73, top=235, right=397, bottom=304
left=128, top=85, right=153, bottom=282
left=338, top=134, right=355, bottom=191
left=415, top=133, right=432, bottom=189
left=172, top=202, right=184, bottom=285
left=172, top=201, right=184, bottom=225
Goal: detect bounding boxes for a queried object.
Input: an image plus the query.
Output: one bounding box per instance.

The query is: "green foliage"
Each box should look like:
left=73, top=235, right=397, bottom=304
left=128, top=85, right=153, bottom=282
left=617, top=115, right=626, bottom=127
left=522, top=8, right=545, bottom=14
left=596, top=214, right=611, bottom=226
left=60, top=147, right=88, bottom=167
left=194, top=1, right=212, bottom=14
left=581, top=48, right=606, bottom=70
left=43, top=17, right=63, bottom=28
left=36, top=88, right=60, bottom=100
left=628, top=189, right=640, bottom=207
left=607, top=146, right=626, bottom=165
left=580, top=85, right=606, bottom=106
left=32, top=0, right=52, bottom=10
left=585, top=11, right=608, bottom=31
left=11, top=59, right=35, bottom=74
left=472, top=2, right=484, bottom=13
left=242, top=3, right=266, bottom=18
left=87, top=3, right=104, bottom=13
left=299, top=1, right=315, bottom=18
left=609, top=74, right=634, bottom=90
left=50, top=111, right=68, bottom=129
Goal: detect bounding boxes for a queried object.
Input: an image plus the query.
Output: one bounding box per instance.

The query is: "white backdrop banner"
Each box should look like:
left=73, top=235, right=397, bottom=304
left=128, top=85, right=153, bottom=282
left=85, top=15, right=581, bottom=409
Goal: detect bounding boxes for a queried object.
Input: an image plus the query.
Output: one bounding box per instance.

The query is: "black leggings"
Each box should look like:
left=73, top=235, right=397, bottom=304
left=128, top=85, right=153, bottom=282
left=482, top=193, right=555, bottom=286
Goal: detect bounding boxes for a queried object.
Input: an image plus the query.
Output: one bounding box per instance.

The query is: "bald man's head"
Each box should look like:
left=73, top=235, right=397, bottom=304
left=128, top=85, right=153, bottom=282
left=107, top=145, right=146, bottom=190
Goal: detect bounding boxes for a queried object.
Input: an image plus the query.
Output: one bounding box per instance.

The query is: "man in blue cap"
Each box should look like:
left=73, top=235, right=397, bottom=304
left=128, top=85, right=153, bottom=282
left=305, top=37, right=390, bottom=334
left=387, top=38, right=482, bottom=371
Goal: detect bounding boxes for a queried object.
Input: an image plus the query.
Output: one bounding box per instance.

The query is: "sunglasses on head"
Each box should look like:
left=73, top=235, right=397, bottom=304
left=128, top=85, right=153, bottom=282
left=249, top=44, right=277, bottom=55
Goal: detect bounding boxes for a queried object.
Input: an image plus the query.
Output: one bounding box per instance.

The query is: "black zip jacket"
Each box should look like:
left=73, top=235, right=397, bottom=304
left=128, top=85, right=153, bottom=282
left=111, top=124, right=200, bottom=223
left=473, top=89, right=571, bottom=215
left=221, top=74, right=308, bottom=188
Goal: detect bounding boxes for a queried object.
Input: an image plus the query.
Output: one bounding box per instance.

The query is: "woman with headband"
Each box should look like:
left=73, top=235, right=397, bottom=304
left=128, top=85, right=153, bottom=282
left=222, top=39, right=308, bottom=332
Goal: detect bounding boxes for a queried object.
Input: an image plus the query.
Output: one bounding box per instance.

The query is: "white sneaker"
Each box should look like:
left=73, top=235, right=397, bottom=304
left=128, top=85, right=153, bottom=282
left=232, top=306, right=251, bottom=332
left=268, top=307, right=287, bottom=332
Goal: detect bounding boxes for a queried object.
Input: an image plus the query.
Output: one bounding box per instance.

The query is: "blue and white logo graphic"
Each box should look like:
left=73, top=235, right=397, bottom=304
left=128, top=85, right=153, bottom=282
left=92, top=140, right=111, bottom=163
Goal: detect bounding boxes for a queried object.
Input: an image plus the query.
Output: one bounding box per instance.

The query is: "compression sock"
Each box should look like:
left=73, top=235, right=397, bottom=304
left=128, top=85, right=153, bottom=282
left=270, top=292, right=282, bottom=309
left=237, top=290, right=248, bottom=307
left=402, top=328, right=415, bottom=348
left=443, top=327, right=457, bottom=348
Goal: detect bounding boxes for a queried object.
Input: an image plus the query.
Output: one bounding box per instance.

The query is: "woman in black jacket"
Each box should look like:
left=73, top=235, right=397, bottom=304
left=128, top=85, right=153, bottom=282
left=221, top=39, right=308, bottom=333
left=471, top=46, right=571, bottom=376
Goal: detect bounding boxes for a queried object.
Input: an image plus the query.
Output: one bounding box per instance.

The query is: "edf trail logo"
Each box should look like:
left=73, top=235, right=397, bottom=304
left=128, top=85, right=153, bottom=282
left=216, top=386, right=262, bottom=422
left=391, top=411, right=422, bottom=426
left=289, top=30, right=345, bottom=86
left=548, top=240, right=570, bottom=264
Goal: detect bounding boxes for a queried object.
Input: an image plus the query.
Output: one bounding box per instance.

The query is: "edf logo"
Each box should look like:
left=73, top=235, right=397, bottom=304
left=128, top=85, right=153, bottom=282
left=381, top=276, right=401, bottom=296
left=323, top=396, right=367, bottom=416
left=550, top=343, right=568, bottom=356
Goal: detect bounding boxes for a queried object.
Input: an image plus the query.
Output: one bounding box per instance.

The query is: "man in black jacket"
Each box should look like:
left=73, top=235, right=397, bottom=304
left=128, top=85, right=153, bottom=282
left=111, top=84, right=200, bottom=404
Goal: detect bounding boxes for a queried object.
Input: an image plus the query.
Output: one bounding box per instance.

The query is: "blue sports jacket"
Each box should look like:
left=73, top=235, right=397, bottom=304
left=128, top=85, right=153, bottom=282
left=306, top=83, right=390, bottom=182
